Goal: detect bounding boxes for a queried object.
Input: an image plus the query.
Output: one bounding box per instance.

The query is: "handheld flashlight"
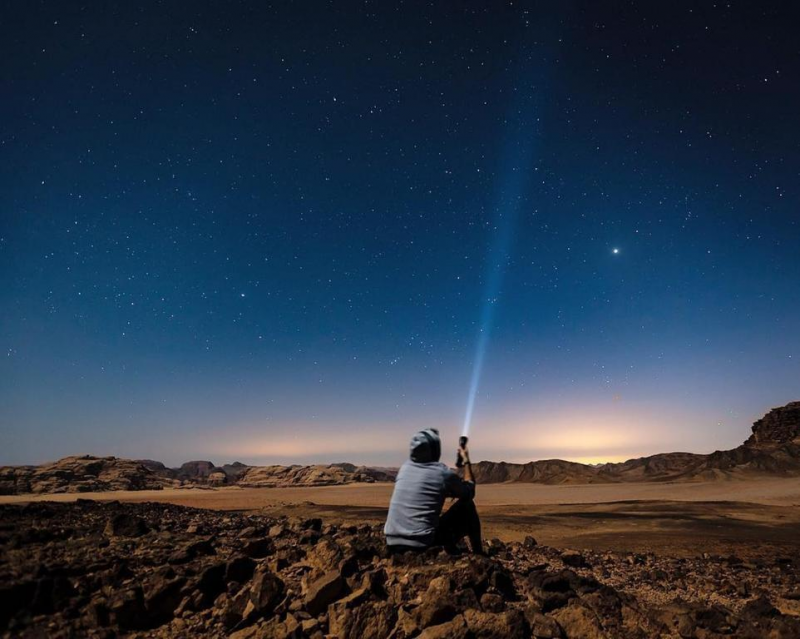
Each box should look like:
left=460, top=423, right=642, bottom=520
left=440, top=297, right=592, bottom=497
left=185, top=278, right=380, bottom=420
left=455, top=435, right=469, bottom=468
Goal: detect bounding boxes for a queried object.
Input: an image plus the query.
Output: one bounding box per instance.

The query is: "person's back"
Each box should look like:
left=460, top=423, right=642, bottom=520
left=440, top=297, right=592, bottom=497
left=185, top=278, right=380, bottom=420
left=384, top=428, right=481, bottom=553
left=385, top=459, right=458, bottom=547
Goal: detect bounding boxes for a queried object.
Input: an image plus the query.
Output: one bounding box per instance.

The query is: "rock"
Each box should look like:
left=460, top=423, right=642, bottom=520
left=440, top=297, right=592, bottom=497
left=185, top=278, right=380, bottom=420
left=306, top=537, right=343, bottom=571
left=208, top=471, right=228, bottom=486
left=463, top=608, right=528, bottom=638
left=168, top=537, right=214, bottom=564
left=415, top=576, right=457, bottom=627
left=561, top=550, right=589, bottom=568
left=551, top=603, right=606, bottom=638
left=268, top=524, right=286, bottom=538
left=244, top=569, right=284, bottom=620
left=4, top=499, right=800, bottom=639
left=329, top=600, right=397, bottom=639
left=489, top=568, right=517, bottom=599
left=523, top=535, right=539, bottom=549
left=242, top=537, right=274, bottom=559
left=226, top=555, right=257, bottom=584
left=526, top=610, right=564, bottom=638
left=104, top=512, right=149, bottom=537
left=304, top=570, right=347, bottom=615
left=480, top=592, right=505, bottom=612
left=418, top=613, right=469, bottom=639
left=196, top=562, right=227, bottom=608
left=109, top=586, right=147, bottom=630
left=301, top=617, right=319, bottom=633
left=143, top=573, right=186, bottom=626
left=746, top=401, right=800, bottom=446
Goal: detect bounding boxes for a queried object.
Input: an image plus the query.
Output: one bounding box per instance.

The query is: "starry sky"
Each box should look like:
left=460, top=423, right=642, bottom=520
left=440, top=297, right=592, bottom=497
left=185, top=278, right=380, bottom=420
left=2, top=2, right=799, bottom=467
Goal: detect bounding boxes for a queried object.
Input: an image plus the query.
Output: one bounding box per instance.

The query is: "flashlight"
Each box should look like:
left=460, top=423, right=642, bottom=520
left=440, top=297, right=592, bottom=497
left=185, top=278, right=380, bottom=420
left=455, top=435, right=469, bottom=468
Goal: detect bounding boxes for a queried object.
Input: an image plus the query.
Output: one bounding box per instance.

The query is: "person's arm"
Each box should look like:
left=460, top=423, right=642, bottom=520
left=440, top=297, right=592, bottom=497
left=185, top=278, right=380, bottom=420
left=460, top=442, right=475, bottom=484
left=443, top=442, right=476, bottom=500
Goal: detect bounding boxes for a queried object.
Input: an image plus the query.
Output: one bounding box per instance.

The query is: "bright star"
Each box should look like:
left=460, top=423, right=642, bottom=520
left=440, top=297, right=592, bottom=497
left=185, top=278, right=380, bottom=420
left=612, top=248, right=620, bottom=255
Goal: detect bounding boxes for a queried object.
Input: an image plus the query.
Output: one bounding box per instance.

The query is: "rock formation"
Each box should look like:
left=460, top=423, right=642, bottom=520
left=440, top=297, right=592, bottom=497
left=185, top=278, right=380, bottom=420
left=0, top=456, right=169, bottom=496
left=472, top=400, right=800, bottom=484
left=745, top=401, right=800, bottom=446
left=237, top=464, right=394, bottom=488
left=1, top=501, right=798, bottom=637
left=2, top=401, right=798, bottom=495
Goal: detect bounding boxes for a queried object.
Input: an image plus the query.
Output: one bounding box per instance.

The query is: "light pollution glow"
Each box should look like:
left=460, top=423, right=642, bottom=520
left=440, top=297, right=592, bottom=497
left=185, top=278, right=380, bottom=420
left=184, top=401, right=750, bottom=469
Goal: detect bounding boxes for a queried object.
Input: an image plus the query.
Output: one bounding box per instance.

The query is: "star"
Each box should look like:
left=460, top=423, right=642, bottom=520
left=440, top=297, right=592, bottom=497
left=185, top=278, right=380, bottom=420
left=612, top=248, right=620, bottom=255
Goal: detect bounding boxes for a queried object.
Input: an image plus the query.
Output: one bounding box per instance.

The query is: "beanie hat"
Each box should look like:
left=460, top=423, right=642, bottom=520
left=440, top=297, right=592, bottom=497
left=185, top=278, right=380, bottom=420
left=409, top=428, right=441, bottom=463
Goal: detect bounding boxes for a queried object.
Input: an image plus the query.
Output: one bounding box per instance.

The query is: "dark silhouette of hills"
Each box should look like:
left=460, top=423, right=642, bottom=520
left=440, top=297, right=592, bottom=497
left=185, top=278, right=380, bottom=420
left=472, top=401, right=800, bottom=484
left=1, top=402, right=798, bottom=494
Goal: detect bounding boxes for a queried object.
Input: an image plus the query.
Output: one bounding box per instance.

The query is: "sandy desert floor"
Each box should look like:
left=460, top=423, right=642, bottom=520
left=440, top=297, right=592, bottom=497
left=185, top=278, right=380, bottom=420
left=4, top=477, right=800, bottom=560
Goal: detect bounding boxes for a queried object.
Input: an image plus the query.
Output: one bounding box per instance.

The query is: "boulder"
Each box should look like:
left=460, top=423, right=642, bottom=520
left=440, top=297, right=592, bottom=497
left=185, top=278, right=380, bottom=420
left=304, top=570, right=347, bottom=615
left=418, top=614, right=469, bottom=639
left=463, top=608, right=528, bottom=638
left=104, top=513, right=149, bottom=537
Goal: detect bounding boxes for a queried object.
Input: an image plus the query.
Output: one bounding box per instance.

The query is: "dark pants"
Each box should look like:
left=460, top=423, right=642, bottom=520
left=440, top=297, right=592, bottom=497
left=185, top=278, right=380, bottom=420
left=435, top=498, right=483, bottom=554
left=388, top=499, right=483, bottom=555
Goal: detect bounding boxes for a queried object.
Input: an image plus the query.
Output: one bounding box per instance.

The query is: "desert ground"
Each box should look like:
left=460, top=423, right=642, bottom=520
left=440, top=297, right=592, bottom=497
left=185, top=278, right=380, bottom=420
left=4, top=477, right=800, bottom=561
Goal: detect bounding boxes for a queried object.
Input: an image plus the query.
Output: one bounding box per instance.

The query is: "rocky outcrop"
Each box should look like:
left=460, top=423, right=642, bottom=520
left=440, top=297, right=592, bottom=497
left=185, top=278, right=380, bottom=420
left=221, top=462, right=251, bottom=481
left=1, top=501, right=798, bottom=637
left=0, top=458, right=396, bottom=495
left=745, top=401, right=800, bottom=446
left=473, top=401, right=800, bottom=484
left=2, top=402, right=798, bottom=495
left=237, top=464, right=395, bottom=488
left=0, top=456, right=169, bottom=496
left=177, top=461, right=220, bottom=481
left=472, top=459, right=617, bottom=485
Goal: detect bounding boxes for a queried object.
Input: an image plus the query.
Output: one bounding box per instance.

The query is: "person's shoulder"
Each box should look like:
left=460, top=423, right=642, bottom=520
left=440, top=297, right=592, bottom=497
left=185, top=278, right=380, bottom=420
left=437, top=462, right=458, bottom=477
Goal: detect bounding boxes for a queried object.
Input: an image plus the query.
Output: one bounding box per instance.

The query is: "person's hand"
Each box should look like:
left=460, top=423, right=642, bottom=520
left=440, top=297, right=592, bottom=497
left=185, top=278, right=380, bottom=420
left=459, top=443, right=470, bottom=465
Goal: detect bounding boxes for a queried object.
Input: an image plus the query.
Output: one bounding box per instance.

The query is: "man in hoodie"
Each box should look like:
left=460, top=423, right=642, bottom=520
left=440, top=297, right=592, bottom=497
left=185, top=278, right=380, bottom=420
left=384, top=428, right=483, bottom=554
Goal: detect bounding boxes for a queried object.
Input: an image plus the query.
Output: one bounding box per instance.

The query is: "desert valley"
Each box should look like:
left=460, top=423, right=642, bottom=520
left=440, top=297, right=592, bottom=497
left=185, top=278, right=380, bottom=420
left=2, top=403, right=800, bottom=638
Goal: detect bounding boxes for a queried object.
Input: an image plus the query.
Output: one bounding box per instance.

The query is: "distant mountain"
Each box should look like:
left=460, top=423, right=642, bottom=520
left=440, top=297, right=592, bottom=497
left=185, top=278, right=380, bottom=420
left=0, top=457, right=397, bottom=495
left=471, top=401, right=800, bottom=484
left=1, top=401, right=798, bottom=495
left=0, top=456, right=169, bottom=495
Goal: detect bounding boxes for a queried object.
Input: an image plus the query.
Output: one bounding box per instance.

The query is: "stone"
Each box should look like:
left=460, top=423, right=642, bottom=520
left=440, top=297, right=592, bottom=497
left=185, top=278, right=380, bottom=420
left=418, top=613, right=469, bottom=639
left=226, top=555, right=257, bottom=584
left=551, top=603, right=606, bottom=639
left=415, top=576, right=458, bottom=627
left=560, top=550, right=589, bottom=568
left=480, top=592, right=505, bottom=612
left=329, top=600, right=397, bottom=639
left=526, top=610, right=564, bottom=638
left=104, top=512, right=149, bottom=537
left=246, top=569, right=285, bottom=620
left=304, top=570, right=346, bottom=615
left=306, top=537, right=343, bottom=571
left=463, top=608, right=528, bottom=639
left=242, top=537, right=274, bottom=559
left=144, top=574, right=186, bottom=626
left=109, top=586, right=147, bottom=630
left=5, top=498, right=800, bottom=639
left=196, top=562, right=227, bottom=608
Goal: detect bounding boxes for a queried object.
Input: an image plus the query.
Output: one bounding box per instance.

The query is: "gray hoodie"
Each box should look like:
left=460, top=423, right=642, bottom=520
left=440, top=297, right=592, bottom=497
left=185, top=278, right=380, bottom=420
left=384, top=429, right=475, bottom=548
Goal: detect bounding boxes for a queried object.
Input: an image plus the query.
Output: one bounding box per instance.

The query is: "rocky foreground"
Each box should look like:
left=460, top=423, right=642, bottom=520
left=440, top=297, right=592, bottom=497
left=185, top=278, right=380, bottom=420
left=2, top=502, right=800, bottom=638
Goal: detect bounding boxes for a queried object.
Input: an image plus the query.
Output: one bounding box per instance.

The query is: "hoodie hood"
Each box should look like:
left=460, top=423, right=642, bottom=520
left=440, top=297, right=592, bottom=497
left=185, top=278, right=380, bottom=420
left=409, top=429, right=441, bottom=463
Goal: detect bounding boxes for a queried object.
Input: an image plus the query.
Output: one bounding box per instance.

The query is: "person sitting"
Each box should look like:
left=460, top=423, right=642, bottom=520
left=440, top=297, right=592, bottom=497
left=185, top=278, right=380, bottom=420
left=384, top=428, right=482, bottom=554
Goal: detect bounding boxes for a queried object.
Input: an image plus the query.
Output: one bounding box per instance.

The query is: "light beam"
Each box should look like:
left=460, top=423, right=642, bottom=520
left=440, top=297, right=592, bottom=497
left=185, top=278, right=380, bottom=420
left=461, top=146, right=535, bottom=438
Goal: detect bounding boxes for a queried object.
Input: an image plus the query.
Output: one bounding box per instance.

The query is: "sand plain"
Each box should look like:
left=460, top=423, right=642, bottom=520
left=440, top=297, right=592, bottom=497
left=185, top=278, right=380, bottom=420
left=3, top=477, right=800, bottom=560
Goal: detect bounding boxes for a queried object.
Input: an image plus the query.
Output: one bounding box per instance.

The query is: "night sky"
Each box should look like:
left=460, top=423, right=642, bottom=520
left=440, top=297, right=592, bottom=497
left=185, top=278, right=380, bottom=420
left=2, top=2, right=798, bottom=467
